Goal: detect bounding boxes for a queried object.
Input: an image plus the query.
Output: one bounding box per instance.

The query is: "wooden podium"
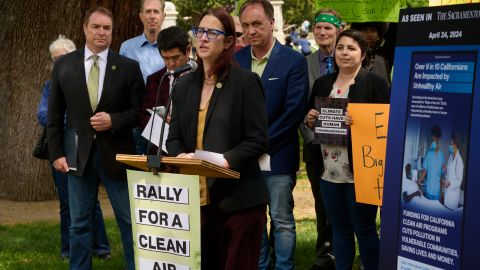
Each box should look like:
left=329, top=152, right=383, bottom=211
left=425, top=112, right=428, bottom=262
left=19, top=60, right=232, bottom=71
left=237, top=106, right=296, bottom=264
left=116, top=154, right=240, bottom=205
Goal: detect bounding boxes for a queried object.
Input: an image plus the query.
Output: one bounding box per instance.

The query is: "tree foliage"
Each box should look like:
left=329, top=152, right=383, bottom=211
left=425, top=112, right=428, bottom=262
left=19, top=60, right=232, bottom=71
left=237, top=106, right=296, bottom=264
left=171, top=0, right=237, bottom=31
left=282, top=0, right=316, bottom=27
left=407, top=0, right=429, bottom=8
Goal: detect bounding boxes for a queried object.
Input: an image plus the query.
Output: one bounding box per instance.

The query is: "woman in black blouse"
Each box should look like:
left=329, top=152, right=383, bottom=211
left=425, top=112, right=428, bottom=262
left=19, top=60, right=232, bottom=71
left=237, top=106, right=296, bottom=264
left=306, top=29, right=389, bottom=270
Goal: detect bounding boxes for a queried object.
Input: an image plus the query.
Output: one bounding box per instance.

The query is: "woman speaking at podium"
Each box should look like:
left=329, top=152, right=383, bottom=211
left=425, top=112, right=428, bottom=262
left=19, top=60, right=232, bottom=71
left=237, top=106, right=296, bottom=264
left=166, top=8, right=269, bottom=270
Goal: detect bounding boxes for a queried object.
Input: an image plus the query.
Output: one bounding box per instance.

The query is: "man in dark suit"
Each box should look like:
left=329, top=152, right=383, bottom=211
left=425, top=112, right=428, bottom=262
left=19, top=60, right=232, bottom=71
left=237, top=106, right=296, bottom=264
left=141, top=26, right=191, bottom=134
left=47, top=7, right=144, bottom=270
left=235, top=1, right=308, bottom=269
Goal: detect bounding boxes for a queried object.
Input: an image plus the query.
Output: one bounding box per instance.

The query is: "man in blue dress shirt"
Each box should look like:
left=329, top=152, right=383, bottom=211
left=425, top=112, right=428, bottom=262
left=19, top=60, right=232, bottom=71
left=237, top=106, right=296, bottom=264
left=120, top=0, right=166, bottom=154
left=119, top=0, right=166, bottom=82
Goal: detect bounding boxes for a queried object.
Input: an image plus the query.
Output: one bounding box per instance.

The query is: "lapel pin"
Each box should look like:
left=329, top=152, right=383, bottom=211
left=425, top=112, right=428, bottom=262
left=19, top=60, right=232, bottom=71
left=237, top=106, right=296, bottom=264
left=216, top=82, right=222, bottom=88
left=112, top=65, right=117, bottom=71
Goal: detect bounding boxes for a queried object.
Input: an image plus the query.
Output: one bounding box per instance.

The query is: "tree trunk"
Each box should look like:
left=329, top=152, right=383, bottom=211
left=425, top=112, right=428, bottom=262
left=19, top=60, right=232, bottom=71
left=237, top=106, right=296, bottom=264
left=0, top=0, right=142, bottom=201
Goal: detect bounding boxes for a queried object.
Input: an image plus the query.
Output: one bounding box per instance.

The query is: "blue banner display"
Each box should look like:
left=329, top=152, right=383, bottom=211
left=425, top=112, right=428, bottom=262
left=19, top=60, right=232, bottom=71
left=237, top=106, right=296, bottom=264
left=397, top=51, right=475, bottom=270
left=380, top=4, right=480, bottom=270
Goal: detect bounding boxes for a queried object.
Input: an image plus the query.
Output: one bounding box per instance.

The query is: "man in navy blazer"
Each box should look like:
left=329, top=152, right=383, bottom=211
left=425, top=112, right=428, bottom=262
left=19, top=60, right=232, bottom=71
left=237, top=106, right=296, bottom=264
left=48, top=7, right=144, bottom=270
left=235, top=1, right=308, bottom=269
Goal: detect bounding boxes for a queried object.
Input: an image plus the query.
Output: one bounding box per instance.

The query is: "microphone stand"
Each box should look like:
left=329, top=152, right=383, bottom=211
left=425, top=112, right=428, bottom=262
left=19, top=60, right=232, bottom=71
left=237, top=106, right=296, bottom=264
left=147, top=74, right=180, bottom=174
left=146, top=71, right=167, bottom=174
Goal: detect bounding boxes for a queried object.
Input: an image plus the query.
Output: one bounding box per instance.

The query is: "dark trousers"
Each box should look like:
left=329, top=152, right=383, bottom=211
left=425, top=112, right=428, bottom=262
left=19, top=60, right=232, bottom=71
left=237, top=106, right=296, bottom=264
left=319, top=180, right=379, bottom=270
left=51, top=167, right=110, bottom=258
left=201, top=204, right=267, bottom=270
left=68, top=148, right=134, bottom=270
left=306, top=162, right=335, bottom=268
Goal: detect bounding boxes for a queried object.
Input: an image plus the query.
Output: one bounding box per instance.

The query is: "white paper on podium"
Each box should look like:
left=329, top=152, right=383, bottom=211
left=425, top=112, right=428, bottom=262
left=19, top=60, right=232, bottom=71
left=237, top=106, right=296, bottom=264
left=141, top=109, right=169, bottom=153
left=194, top=150, right=271, bottom=171
left=194, top=150, right=225, bottom=167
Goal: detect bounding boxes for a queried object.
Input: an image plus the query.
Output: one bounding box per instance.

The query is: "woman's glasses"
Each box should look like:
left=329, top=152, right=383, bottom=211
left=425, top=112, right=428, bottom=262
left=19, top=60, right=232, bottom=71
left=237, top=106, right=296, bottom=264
left=192, top=26, right=226, bottom=40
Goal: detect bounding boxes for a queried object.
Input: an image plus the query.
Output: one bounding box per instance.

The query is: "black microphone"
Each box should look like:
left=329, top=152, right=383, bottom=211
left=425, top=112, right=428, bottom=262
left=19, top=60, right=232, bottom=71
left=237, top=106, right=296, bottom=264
left=165, top=60, right=198, bottom=76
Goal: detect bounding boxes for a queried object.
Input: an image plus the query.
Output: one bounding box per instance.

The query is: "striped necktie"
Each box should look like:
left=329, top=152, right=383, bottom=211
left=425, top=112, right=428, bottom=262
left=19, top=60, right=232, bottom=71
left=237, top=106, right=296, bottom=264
left=87, top=55, right=99, bottom=111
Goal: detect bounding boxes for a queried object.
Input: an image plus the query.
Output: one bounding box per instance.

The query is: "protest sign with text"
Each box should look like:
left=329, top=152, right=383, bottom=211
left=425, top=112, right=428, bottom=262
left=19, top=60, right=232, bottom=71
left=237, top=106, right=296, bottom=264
left=127, top=170, right=201, bottom=270
left=316, top=0, right=407, bottom=22
left=349, top=103, right=389, bottom=206
left=314, top=97, right=349, bottom=146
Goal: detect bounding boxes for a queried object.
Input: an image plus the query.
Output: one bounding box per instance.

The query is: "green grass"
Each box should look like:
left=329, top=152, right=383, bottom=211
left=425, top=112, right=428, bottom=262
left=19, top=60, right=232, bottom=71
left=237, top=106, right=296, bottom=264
left=0, top=219, right=126, bottom=270
left=0, top=217, right=372, bottom=269
left=296, top=218, right=319, bottom=268
left=296, top=218, right=367, bottom=270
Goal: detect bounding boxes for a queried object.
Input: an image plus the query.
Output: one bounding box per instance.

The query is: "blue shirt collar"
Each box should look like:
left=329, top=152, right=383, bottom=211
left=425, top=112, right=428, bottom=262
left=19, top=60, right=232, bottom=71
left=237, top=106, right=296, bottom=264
left=138, top=33, right=157, bottom=47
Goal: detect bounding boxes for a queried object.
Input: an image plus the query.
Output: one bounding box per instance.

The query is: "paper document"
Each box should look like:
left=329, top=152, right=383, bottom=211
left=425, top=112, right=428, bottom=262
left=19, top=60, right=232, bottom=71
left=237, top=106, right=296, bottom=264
left=142, top=109, right=169, bottom=153
left=194, top=150, right=225, bottom=167
left=258, top=153, right=271, bottom=171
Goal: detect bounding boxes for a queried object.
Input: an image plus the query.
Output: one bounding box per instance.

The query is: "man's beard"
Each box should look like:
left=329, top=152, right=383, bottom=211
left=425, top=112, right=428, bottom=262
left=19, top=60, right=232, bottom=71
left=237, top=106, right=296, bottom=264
left=149, top=28, right=156, bottom=35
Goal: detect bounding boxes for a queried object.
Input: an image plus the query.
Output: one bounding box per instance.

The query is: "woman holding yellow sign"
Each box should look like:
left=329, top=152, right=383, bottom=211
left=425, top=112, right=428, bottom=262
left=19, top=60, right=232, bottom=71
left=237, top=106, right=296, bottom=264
left=306, top=29, right=389, bottom=270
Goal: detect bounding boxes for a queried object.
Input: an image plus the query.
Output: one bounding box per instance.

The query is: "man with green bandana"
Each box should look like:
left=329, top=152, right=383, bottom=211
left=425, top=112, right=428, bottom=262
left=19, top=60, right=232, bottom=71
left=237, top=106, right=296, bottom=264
left=306, top=10, right=343, bottom=90
left=300, top=8, right=343, bottom=270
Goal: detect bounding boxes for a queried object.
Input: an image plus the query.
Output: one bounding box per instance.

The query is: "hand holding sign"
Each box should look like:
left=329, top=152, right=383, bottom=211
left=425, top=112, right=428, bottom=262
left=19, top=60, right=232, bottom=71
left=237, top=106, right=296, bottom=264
left=314, top=97, right=349, bottom=146
left=306, top=109, right=320, bottom=129
left=345, top=109, right=353, bottom=126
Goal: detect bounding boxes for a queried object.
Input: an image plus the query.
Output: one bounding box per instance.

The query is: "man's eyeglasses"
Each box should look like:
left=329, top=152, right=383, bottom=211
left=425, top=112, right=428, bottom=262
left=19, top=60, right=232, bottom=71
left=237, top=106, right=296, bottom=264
left=192, top=26, right=225, bottom=40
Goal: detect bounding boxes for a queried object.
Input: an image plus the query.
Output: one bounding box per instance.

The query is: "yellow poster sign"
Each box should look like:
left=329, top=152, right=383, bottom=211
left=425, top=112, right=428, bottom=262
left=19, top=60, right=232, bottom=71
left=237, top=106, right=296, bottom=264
left=349, top=104, right=390, bottom=206
left=430, top=0, right=480, bottom=6
left=127, top=170, right=201, bottom=270
left=316, top=0, right=407, bottom=22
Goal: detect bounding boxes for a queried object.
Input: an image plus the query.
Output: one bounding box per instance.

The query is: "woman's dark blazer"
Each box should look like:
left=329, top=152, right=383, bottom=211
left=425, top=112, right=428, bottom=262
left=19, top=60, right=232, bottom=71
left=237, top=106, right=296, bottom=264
left=166, top=65, right=269, bottom=212
left=307, top=68, right=390, bottom=179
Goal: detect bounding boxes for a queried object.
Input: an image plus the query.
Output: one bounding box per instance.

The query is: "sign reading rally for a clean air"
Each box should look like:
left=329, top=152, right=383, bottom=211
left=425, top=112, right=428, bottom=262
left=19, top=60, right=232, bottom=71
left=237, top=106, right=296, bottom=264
left=127, top=170, right=201, bottom=270
left=380, top=3, right=480, bottom=270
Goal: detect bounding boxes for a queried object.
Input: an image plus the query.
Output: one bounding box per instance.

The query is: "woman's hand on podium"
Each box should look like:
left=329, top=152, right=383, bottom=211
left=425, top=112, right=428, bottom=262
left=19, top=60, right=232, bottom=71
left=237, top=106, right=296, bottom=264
left=223, top=158, right=230, bottom=169
left=177, top=153, right=194, bottom=159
